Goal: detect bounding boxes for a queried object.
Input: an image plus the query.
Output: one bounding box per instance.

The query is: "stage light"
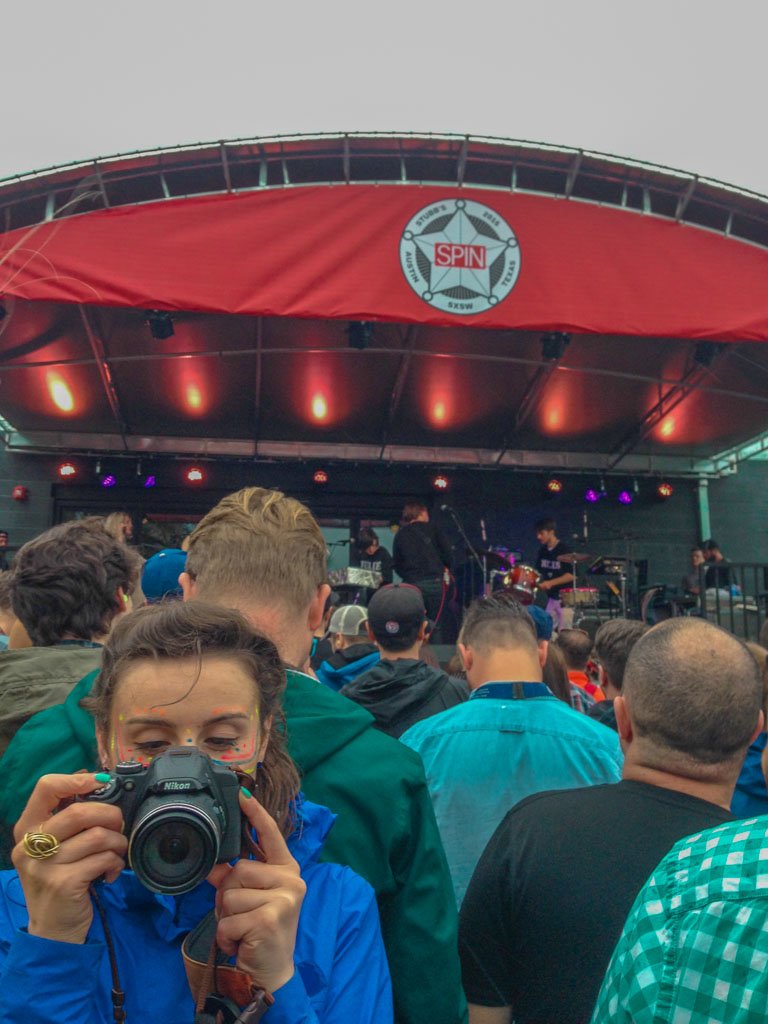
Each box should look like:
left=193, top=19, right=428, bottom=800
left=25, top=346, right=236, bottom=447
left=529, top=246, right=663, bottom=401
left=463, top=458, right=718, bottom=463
left=57, top=462, right=76, bottom=479
left=657, top=481, right=674, bottom=499
left=541, top=332, right=571, bottom=361
left=186, top=467, right=204, bottom=484
left=546, top=478, right=563, bottom=494
left=432, top=401, right=447, bottom=424
left=313, top=469, right=329, bottom=485
left=101, top=474, right=116, bottom=489
left=311, top=394, right=328, bottom=421
left=584, top=488, right=600, bottom=503
left=660, top=417, right=675, bottom=438
left=347, top=321, right=373, bottom=351
left=618, top=490, right=633, bottom=505
left=144, top=475, right=157, bottom=489
left=186, top=385, right=203, bottom=411
left=432, top=474, right=449, bottom=491
left=147, top=311, right=175, bottom=340
left=47, top=373, right=74, bottom=413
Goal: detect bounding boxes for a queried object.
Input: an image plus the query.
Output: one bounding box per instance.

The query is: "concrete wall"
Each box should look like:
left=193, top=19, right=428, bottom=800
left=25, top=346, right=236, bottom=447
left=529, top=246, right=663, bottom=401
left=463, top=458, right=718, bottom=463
left=707, top=461, right=768, bottom=564
left=0, top=449, right=57, bottom=552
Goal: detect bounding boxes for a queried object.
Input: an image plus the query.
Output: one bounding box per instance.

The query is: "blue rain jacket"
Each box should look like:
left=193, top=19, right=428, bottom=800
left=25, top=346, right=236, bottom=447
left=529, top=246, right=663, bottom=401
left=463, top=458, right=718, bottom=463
left=0, top=797, right=393, bottom=1024
left=315, top=644, right=380, bottom=692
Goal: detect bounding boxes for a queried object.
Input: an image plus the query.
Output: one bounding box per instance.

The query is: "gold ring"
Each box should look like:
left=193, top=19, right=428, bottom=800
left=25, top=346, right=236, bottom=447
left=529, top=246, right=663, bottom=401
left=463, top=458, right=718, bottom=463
left=22, top=830, right=61, bottom=859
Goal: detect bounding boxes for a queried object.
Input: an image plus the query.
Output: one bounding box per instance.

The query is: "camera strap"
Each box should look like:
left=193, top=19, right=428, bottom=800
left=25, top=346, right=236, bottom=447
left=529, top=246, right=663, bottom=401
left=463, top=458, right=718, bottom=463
left=183, top=911, right=275, bottom=1023
left=185, top=772, right=273, bottom=1024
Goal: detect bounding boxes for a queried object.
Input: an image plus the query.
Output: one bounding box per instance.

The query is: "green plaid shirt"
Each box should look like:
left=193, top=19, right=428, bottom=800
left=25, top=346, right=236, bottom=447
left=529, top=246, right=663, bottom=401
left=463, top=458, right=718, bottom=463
left=591, top=815, right=768, bottom=1023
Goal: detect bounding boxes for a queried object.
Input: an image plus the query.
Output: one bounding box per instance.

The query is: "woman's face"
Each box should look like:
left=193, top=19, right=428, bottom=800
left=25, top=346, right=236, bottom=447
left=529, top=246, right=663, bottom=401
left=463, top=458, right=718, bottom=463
left=99, top=655, right=267, bottom=775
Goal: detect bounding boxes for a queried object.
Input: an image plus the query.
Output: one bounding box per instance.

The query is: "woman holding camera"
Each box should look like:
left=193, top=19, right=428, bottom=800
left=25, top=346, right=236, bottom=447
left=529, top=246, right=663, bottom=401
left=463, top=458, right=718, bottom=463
left=0, top=601, right=393, bottom=1023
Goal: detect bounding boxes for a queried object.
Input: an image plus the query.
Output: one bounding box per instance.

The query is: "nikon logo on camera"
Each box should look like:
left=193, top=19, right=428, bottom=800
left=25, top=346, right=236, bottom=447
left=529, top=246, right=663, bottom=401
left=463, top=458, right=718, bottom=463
left=160, top=781, right=193, bottom=792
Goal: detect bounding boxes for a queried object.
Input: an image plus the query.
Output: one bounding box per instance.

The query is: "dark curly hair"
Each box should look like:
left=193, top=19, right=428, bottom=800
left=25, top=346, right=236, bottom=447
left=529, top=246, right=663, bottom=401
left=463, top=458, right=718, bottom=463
left=11, top=518, right=142, bottom=646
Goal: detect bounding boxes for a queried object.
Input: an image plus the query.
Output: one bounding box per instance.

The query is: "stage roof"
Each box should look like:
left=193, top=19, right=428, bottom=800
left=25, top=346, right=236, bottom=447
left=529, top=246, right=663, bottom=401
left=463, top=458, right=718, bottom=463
left=0, top=132, right=767, bottom=477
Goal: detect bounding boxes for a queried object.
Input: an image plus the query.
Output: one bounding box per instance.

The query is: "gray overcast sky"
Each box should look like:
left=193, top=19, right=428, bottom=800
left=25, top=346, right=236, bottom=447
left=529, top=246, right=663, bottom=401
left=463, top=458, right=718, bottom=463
left=2, top=0, right=767, bottom=194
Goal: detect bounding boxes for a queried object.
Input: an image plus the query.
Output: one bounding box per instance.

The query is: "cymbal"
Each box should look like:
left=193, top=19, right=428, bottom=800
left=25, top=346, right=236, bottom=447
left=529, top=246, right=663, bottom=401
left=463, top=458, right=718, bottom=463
left=559, top=552, right=594, bottom=564
left=477, top=549, right=513, bottom=570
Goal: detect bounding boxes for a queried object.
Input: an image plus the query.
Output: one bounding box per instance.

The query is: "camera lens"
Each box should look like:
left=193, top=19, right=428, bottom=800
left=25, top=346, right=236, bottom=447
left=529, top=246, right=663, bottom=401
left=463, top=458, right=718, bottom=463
left=157, top=833, right=191, bottom=865
left=129, top=806, right=220, bottom=895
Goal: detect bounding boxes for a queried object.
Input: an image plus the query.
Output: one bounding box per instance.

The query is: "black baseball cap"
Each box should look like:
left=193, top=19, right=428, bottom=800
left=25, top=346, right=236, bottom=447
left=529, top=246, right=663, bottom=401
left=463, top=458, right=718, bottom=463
left=367, top=583, right=427, bottom=641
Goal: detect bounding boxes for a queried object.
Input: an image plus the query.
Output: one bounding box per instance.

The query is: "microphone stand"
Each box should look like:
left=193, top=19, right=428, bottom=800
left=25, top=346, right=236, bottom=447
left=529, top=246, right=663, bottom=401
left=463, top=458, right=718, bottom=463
left=443, top=507, right=489, bottom=596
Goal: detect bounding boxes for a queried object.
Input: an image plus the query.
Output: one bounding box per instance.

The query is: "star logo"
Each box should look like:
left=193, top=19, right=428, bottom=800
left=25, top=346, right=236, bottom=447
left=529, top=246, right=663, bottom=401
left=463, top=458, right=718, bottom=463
left=400, top=198, right=521, bottom=314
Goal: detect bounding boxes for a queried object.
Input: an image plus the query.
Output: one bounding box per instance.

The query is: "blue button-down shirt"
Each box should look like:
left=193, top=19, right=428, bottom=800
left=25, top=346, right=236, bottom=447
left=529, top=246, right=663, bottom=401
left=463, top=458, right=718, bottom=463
left=400, top=682, right=623, bottom=906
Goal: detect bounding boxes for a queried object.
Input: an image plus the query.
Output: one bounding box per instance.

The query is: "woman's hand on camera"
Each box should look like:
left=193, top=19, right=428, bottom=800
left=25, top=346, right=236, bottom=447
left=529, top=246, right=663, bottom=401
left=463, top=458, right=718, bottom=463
left=12, top=773, right=127, bottom=945
left=207, top=791, right=306, bottom=994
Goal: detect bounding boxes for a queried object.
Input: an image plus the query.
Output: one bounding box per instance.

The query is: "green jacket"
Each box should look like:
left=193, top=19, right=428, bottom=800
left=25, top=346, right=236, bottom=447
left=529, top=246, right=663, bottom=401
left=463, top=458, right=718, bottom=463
left=0, top=645, right=103, bottom=756
left=0, top=668, right=466, bottom=1024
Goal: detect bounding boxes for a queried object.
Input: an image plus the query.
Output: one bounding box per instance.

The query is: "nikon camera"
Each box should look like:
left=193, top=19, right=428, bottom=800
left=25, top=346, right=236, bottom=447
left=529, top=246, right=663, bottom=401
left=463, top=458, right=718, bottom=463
left=84, top=747, right=241, bottom=894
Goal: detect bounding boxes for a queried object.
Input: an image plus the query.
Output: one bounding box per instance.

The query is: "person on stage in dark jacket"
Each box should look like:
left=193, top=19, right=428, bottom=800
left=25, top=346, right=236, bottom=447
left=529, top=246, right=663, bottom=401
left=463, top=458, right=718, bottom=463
left=315, top=604, right=380, bottom=692
left=351, top=528, right=394, bottom=585
left=341, top=584, right=468, bottom=738
left=392, top=502, right=452, bottom=642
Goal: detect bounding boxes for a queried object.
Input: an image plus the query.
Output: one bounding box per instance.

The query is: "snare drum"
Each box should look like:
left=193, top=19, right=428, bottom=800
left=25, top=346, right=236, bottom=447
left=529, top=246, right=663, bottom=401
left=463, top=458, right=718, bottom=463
left=560, top=587, right=599, bottom=608
left=502, top=564, right=541, bottom=605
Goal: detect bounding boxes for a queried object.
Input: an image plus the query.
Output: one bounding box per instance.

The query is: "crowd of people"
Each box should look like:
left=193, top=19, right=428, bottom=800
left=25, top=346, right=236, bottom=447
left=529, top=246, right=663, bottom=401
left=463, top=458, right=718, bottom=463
left=0, top=491, right=766, bottom=1023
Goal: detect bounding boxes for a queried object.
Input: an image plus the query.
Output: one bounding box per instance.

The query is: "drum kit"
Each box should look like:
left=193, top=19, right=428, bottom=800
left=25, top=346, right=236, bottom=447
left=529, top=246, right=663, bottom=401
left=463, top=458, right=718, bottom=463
left=479, top=548, right=600, bottom=608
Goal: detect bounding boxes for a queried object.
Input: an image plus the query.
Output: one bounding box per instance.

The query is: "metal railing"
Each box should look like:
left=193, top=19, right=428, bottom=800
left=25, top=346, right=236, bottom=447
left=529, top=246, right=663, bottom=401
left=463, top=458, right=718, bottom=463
left=698, top=563, right=768, bottom=641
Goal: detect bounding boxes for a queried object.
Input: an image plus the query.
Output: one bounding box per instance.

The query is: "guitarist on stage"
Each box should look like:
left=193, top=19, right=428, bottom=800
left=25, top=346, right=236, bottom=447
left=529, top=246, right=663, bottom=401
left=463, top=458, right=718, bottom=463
left=393, top=501, right=452, bottom=642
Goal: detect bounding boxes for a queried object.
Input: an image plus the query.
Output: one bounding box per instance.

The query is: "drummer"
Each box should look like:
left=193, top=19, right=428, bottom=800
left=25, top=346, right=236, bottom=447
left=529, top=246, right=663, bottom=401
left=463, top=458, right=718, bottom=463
left=534, top=518, right=575, bottom=632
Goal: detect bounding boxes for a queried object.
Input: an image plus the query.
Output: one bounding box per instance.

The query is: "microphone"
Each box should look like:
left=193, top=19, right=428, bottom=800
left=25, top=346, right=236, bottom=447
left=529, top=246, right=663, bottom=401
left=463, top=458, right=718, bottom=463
left=440, top=504, right=453, bottom=512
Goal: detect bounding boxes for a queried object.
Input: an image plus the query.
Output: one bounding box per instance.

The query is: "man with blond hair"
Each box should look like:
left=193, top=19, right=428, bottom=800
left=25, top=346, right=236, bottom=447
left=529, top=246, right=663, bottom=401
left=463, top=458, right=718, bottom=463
left=179, top=487, right=465, bottom=1024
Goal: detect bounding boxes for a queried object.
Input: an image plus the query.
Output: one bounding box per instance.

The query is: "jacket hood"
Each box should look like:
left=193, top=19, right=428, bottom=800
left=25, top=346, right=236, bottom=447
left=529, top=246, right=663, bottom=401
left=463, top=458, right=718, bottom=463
left=322, top=642, right=378, bottom=673
left=341, top=659, right=458, bottom=728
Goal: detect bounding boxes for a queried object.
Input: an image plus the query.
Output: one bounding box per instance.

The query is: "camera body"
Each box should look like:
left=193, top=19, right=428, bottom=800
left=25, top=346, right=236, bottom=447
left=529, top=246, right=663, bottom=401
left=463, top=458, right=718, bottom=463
left=84, top=747, right=241, bottom=895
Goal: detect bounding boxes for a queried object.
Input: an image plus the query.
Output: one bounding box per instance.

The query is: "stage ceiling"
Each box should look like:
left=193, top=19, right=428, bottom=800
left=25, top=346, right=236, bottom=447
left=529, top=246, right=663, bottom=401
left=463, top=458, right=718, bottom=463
left=0, top=133, right=767, bottom=478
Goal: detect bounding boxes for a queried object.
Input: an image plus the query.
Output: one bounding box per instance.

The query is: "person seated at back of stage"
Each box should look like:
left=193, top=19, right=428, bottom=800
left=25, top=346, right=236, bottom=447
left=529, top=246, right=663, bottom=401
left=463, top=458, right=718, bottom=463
left=400, top=596, right=622, bottom=906
left=682, top=545, right=705, bottom=595
left=0, top=518, right=141, bottom=757
left=702, top=537, right=732, bottom=591
left=461, top=618, right=762, bottom=1024
left=340, top=584, right=467, bottom=738
left=731, top=640, right=768, bottom=819
left=587, top=618, right=649, bottom=731
left=314, top=605, right=379, bottom=692
left=556, top=627, right=605, bottom=703
left=351, top=527, right=394, bottom=585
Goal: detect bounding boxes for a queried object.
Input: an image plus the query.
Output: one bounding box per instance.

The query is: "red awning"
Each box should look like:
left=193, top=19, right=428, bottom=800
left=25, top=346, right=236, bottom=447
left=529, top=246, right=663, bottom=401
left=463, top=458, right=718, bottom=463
left=2, top=184, right=768, bottom=341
